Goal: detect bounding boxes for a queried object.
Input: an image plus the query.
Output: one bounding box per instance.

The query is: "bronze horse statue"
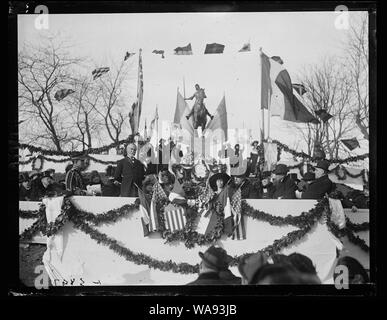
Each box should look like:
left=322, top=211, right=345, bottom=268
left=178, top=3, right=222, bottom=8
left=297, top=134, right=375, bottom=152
left=185, top=84, right=214, bottom=131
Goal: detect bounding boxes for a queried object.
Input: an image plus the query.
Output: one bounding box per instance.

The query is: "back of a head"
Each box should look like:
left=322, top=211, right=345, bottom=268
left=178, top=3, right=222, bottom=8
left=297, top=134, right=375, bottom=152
left=287, top=252, right=317, bottom=276
left=335, top=256, right=369, bottom=284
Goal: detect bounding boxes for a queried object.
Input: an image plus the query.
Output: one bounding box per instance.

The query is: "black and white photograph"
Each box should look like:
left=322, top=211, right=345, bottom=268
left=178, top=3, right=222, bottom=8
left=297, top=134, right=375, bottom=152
left=8, top=1, right=378, bottom=301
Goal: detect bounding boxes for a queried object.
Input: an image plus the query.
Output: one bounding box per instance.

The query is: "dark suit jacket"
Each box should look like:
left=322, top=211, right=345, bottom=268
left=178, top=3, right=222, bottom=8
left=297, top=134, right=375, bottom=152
left=186, top=272, right=228, bottom=285
left=114, top=157, right=145, bottom=197
left=301, top=175, right=333, bottom=200
left=272, top=175, right=297, bottom=199
left=218, top=269, right=242, bottom=285
left=257, top=183, right=276, bottom=199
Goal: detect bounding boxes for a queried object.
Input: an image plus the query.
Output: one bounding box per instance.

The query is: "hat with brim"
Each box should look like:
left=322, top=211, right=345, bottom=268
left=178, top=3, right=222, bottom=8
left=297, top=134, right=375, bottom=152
left=28, top=170, right=40, bottom=179
left=209, top=172, right=230, bottom=191
left=315, top=160, right=330, bottom=172
left=302, top=172, right=315, bottom=181
left=199, top=246, right=233, bottom=271
left=41, top=171, right=53, bottom=179
left=274, top=164, right=289, bottom=175
left=238, top=252, right=269, bottom=284
left=261, top=171, right=272, bottom=179
left=19, top=172, right=30, bottom=183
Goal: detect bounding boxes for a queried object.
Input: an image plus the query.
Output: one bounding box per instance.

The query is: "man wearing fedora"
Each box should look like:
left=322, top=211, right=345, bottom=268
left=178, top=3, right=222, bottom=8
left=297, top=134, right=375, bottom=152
left=65, top=155, right=87, bottom=195
left=114, top=143, right=146, bottom=197
left=257, top=171, right=275, bottom=199
left=230, top=167, right=259, bottom=199
left=30, top=170, right=55, bottom=200
left=296, top=160, right=333, bottom=199
left=297, top=171, right=315, bottom=192
left=272, top=164, right=297, bottom=199
left=187, top=246, right=237, bottom=285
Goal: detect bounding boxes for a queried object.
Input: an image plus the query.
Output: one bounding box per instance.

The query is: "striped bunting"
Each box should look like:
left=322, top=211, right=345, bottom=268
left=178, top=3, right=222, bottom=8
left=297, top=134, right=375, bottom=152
left=163, top=204, right=187, bottom=232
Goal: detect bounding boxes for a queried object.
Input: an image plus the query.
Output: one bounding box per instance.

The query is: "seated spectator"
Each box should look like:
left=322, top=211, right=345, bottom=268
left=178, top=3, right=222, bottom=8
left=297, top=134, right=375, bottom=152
left=258, top=171, right=275, bottom=199
left=287, top=252, right=318, bottom=276
left=46, top=168, right=56, bottom=179
left=19, top=172, right=31, bottom=201
left=186, top=246, right=233, bottom=285
left=297, top=172, right=315, bottom=192
left=272, top=164, right=297, bottom=199
left=102, top=165, right=120, bottom=197
left=296, top=160, right=333, bottom=199
left=29, top=171, right=54, bottom=201
left=65, top=156, right=87, bottom=195
left=334, top=256, right=369, bottom=284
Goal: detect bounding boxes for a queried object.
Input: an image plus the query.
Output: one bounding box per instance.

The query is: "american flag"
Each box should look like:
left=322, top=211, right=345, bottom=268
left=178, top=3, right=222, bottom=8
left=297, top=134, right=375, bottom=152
left=195, top=184, right=215, bottom=234
left=129, top=49, right=143, bottom=134
left=54, top=89, right=75, bottom=101
left=231, top=188, right=246, bottom=240
left=92, top=67, right=110, bottom=80
left=149, top=180, right=167, bottom=232
left=124, top=51, right=135, bottom=61
left=163, top=204, right=187, bottom=232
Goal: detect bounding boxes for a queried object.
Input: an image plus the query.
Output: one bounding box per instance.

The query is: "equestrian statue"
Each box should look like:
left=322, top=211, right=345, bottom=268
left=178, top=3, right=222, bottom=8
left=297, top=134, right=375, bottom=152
left=185, top=84, right=214, bottom=131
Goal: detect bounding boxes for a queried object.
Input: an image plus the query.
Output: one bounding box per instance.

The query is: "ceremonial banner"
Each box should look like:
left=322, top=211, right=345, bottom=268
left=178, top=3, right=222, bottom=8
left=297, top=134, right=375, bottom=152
left=163, top=204, right=187, bottom=232
left=264, top=142, right=278, bottom=171
left=129, top=49, right=144, bottom=134
left=54, top=89, right=75, bottom=101
left=173, top=91, right=194, bottom=137
left=174, top=43, right=192, bottom=55
left=92, top=67, right=109, bottom=80
left=204, top=95, right=228, bottom=140
left=204, top=43, right=225, bottom=54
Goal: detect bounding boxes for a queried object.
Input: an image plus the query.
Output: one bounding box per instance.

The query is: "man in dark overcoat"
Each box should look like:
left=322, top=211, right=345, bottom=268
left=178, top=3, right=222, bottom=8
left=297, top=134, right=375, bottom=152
left=272, top=164, right=297, bottom=199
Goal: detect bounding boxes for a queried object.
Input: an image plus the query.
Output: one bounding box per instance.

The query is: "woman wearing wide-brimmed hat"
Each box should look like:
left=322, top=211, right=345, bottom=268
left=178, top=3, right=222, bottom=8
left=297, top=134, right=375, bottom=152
left=209, top=172, right=231, bottom=194
left=249, top=140, right=260, bottom=177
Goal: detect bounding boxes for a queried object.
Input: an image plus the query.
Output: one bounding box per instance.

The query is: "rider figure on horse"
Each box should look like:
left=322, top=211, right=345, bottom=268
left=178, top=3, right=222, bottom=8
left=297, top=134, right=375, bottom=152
left=185, top=84, right=214, bottom=130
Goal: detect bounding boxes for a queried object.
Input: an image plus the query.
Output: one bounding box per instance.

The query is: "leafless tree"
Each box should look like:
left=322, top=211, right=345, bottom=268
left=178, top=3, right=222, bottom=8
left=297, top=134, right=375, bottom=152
left=93, top=60, right=133, bottom=149
left=18, top=36, right=83, bottom=151
left=293, top=57, right=356, bottom=159
left=344, top=14, right=369, bottom=140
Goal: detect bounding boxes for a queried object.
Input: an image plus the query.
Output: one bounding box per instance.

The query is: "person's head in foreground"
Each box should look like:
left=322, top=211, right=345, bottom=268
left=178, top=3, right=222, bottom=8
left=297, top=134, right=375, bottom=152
left=40, top=171, right=54, bottom=188
left=314, top=160, right=330, bottom=179
left=334, top=256, right=369, bottom=284
left=198, top=246, right=233, bottom=275
left=287, top=252, right=318, bottom=276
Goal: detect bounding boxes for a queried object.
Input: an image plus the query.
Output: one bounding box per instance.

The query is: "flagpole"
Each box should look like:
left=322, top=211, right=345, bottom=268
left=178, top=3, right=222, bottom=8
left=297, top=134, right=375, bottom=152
left=183, top=77, right=186, bottom=99
left=259, top=47, right=265, bottom=145
left=156, top=105, right=159, bottom=173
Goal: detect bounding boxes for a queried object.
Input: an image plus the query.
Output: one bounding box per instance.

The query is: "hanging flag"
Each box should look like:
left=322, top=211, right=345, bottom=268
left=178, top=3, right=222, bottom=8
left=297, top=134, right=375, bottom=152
left=124, top=51, right=135, bottom=61
left=149, top=106, right=159, bottom=148
left=341, top=138, right=360, bottom=151
left=143, top=119, right=148, bottom=141
left=222, top=187, right=234, bottom=236
left=173, top=91, right=194, bottom=138
left=292, top=83, right=307, bottom=96
left=129, top=49, right=144, bottom=134
left=315, top=109, right=333, bottom=122
left=54, top=89, right=75, bottom=101
left=204, top=43, right=225, bottom=54
left=231, top=187, right=246, bottom=240
left=262, top=52, right=319, bottom=124
left=174, top=43, right=192, bottom=55
left=196, top=183, right=215, bottom=234
left=261, top=52, right=272, bottom=110
left=152, top=50, right=165, bottom=59
left=271, top=56, right=284, bottom=64
left=204, top=95, right=228, bottom=140
left=137, top=187, right=151, bottom=236
left=238, top=42, right=251, bottom=52
left=92, top=67, right=109, bottom=80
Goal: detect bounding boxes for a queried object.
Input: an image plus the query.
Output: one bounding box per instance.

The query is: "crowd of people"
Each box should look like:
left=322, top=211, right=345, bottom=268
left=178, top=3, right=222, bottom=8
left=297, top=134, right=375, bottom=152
left=186, top=245, right=369, bottom=285
left=19, top=142, right=369, bottom=210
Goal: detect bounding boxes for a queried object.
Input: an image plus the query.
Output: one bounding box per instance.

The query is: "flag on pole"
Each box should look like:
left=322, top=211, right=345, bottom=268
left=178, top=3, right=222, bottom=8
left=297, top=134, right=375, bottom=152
left=54, top=89, right=75, bottom=101
left=341, top=138, right=360, bottom=151
left=292, top=83, right=307, bottom=96
left=196, top=183, right=215, bottom=234
left=239, top=42, right=251, bottom=52
left=315, top=109, right=333, bottom=122
left=129, top=49, right=144, bottom=134
left=174, top=43, right=193, bottom=55
left=261, top=52, right=318, bottom=124
left=149, top=180, right=167, bottom=232
left=137, top=187, right=151, bottom=236
left=204, top=43, right=225, bottom=54
left=149, top=106, right=159, bottom=148
left=163, top=203, right=187, bottom=232
left=173, top=90, right=194, bottom=137
left=204, top=95, right=228, bottom=140
left=124, top=51, right=135, bottom=61
left=92, top=67, right=109, bottom=80
left=143, top=119, right=148, bottom=141
left=152, top=49, right=165, bottom=58
left=222, top=187, right=234, bottom=236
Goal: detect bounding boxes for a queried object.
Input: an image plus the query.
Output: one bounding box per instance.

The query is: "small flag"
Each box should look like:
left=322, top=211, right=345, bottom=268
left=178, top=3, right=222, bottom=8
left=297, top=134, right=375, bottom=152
left=149, top=181, right=167, bottom=232
left=124, top=52, right=135, bottom=61
left=292, top=83, right=307, bottom=96
left=174, top=43, right=192, bottom=55
left=238, top=42, right=251, bottom=52
left=152, top=50, right=165, bottom=58
left=341, top=138, right=360, bottom=151
left=163, top=204, right=187, bottom=232
left=92, top=67, right=110, bottom=80
left=230, top=188, right=246, bottom=240
left=137, top=187, right=151, bottom=236
left=54, top=89, right=75, bottom=101
left=271, top=56, right=284, bottom=64
left=204, top=43, right=225, bottom=54
left=315, top=109, right=333, bottom=122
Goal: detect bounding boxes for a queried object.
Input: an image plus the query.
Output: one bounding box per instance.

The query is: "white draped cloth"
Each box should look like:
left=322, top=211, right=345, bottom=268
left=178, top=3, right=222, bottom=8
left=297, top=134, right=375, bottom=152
left=264, top=142, right=278, bottom=171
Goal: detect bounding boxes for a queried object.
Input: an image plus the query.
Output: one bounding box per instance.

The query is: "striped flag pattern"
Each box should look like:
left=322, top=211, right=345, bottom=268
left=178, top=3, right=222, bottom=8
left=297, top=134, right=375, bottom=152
left=92, top=67, right=110, bottom=80
left=163, top=204, right=187, bottom=232
left=137, top=187, right=151, bottom=236
left=149, top=181, right=167, bottom=232
left=230, top=188, right=246, bottom=240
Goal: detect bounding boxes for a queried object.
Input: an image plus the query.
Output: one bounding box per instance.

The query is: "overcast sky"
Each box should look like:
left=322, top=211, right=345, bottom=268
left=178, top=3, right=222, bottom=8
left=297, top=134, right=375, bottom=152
left=18, top=11, right=368, bottom=154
